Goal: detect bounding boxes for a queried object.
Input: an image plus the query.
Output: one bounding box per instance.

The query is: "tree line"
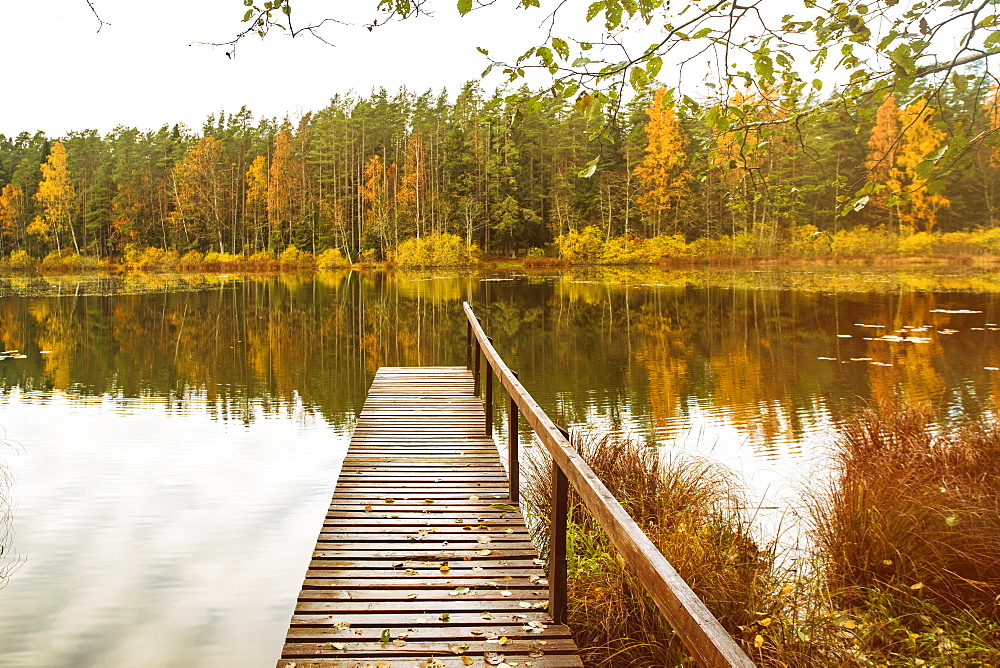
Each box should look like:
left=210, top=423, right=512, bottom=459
left=1, top=76, right=999, bottom=263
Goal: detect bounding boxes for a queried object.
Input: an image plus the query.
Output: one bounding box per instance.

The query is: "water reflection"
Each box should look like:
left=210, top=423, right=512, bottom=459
left=0, top=267, right=999, bottom=665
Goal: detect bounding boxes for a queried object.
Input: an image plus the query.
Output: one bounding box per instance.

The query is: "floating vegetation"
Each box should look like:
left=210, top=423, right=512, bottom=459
left=929, top=309, right=984, bottom=314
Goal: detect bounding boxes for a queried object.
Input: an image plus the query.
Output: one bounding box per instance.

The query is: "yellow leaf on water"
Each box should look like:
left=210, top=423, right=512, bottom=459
left=754, top=634, right=764, bottom=648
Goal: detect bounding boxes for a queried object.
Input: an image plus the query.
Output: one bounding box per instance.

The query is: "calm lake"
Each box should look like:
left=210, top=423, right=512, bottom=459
left=1, top=266, right=999, bottom=666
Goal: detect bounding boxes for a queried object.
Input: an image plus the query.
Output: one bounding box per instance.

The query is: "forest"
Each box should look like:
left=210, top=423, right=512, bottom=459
left=2, top=74, right=1000, bottom=265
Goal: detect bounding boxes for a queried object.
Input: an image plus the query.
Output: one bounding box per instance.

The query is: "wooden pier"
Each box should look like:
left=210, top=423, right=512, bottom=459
left=278, top=366, right=583, bottom=668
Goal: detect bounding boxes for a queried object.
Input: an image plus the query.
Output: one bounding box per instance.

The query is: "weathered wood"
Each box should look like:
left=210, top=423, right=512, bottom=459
left=279, top=366, right=582, bottom=667
left=464, top=302, right=755, bottom=668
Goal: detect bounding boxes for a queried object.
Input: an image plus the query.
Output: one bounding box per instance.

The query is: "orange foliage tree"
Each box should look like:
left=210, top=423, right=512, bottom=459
left=887, top=99, right=950, bottom=232
left=359, top=153, right=398, bottom=254
left=397, top=131, right=428, bottom=238
left=173, top=136, right=226, bottom=251
left=267, top=121, right=302, bottom=250
left=864, top=94, right=900, bottom=227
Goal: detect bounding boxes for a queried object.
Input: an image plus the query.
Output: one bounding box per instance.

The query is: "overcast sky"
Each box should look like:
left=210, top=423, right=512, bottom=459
left=3, top=0, right=578, bottom=137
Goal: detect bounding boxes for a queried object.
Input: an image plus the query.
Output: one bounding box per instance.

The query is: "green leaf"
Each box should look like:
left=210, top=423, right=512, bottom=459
left=578, top=157, right=599, bottom=178
left=457, top=0, right=473, bottom=15
left=586, top=1, right=603, bottom=21
left=629, top=65, right=647, bottom=91
left=552, top=37, right=570, bottom=60
left=379, top=629, right=391, bottom=642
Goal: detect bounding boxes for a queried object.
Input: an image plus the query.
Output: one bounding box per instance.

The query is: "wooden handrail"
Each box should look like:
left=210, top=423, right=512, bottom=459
left=463, top=302, right=755, bottom=668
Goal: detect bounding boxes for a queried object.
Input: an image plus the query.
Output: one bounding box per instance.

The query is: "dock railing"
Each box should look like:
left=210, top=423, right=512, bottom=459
left=464, top=302, right=755, bottom=668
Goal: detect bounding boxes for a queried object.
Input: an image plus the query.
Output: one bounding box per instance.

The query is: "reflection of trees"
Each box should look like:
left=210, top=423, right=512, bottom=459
left=635, top=314, right=691, bottom=430
left=0, top=269, right=997, bottom=440
left=0, top=273, right=472, bottom=426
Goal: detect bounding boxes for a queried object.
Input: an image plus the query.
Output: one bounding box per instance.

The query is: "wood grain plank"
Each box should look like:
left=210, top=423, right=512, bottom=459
left=279, top=366, right=580, bottom=666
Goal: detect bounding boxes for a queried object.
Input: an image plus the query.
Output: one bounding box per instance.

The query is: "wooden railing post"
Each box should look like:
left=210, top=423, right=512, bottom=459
left=473, top=322, right=481, bottom=395
left=508, top=371, right=519, bottom=505
left=550, top=431, right=570, bottom=625
left=484, top=336, right=494, bottom=436
left=466, top=321, right=472, bottom=369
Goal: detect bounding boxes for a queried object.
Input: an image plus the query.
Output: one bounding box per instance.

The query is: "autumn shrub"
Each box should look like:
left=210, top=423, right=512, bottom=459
left=644, top=233, right=692, bottom=259
left=123, top=246, right=180, bottom=271
left=248, top=250, right=278, bottom=268
left=554, top=226, right=605, bottom=263
left=969, top=226, right=1000, bottom=252
left=522, top=431, right=840, bottom=666
left=203, top=251, right=241, bottom=265
left=316, top=248, right=350, bottom=270
left=688, top=234, right=756, bottom=258
left=278, top=245, right=315, bottom=268
left=897, top=231, right=939, bottom=254
left=829, top=226, right=899, bottom=257
left=38, top=251, right=101, bottom=272
left=395, top=233, right=478, bottom=267
left=784, top=224, right=832, bottom=257
left=177, top=250, right=205, bottom=269
left=598, top=235, right=650, bottom=264
left=809, top=406, right=1000, bottom=664
left=7, top=250, right=36, bottom=271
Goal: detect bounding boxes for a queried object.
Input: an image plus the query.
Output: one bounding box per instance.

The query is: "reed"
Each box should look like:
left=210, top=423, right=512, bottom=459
left=809, top=406, right=1000, bottom=664
left=521, top=431, right=844, bottom=666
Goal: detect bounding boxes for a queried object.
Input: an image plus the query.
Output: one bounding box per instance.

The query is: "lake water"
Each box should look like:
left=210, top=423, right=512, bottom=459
left=1, top=266, right=999, bottom=666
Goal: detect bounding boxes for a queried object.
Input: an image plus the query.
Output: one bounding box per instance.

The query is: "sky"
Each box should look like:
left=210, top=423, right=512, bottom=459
left=3, top=0, right=578, bottom=137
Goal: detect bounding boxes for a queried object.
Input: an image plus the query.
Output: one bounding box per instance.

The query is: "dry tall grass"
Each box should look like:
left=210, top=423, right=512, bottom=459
left=810, top=407, right=1000, bottom=664
left=522, top=431, right=844, bottom=666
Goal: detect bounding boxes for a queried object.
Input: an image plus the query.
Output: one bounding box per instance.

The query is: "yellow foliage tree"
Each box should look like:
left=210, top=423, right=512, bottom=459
left=173, top=136, right=226, bottom=250
left=865, top=94, right=900, bottom=225
left=267, top=121, right=301, bottom=250
left=634, top=88, right=691, bottom=235
left=0, top=183, right=25, bottom=253
left=887, top=99, right=950, bottom=232
left=245, top=155, right=268, bottom=250
left=30, top=142, right=78, bottom=254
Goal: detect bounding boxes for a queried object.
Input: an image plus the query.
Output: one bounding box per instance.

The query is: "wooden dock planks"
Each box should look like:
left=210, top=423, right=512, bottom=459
left=278, top=366, right=582, bottom=668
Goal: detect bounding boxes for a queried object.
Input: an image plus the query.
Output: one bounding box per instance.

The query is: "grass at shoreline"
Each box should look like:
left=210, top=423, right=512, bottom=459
left=521, top=411, right=1000, bottom=667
